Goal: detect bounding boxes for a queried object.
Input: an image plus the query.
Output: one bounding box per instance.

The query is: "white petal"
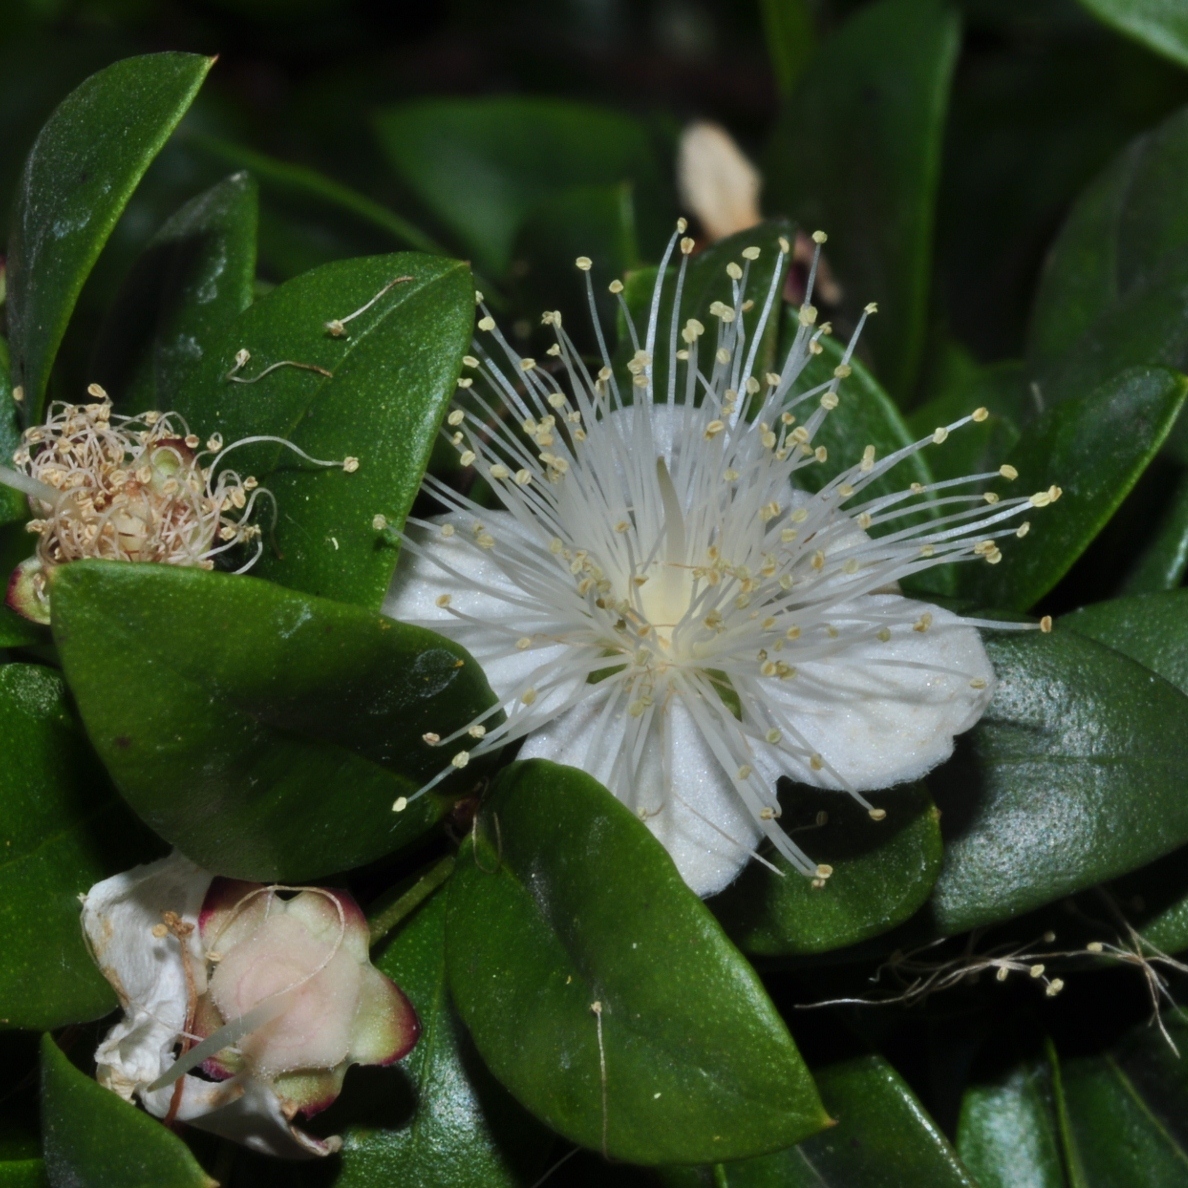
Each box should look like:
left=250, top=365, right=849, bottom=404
left=751, top=595, right=994, bottom=791
left=83, top=851, right=211, bottom=1100
left=383, top=512, right=570, bottom=702
left=518, top=690, right=760, bottom=897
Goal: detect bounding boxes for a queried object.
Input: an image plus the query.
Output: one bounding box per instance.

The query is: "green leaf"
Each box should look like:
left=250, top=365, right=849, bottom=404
left=0, top=663, right=159, bottom=1030
left=0, top=521, right=42, bottom=648
left=1029, top=105, right=1188, bottom=403
left=661, top=1055, right=977, bottom=1187
left=95, top=171, right=258, bottom=409
left=0, top=337, right=25, bottom=525
left=51, top=560, right=497, bottom=881
left=329, top=891, right=550, bottom=1187
left=1121, top=472, right=1188, bottom=592
left=928, top=628, right=1188, bottom=934
left=711, top=781, right=942, bottom=956
left=374, top=97, right=668, bottom=276
left=170, top=252, right=473, bottom=608
left=1060, top=1015, right=1188, bottom=1186
left=959, top=366, right=1188, bottom=611
left=0, top=1161, right=45, bottom=1188
left=1078, top=0, right=1188, bottom=72
left=445, top=759, right=827, bottom=1165
left=759, top=0, right=816, bottom=97
left=7, top=52, right=213, bottom=419
left=957, top=1049, right=1066, bottom=1188
left=40, top=1035, right=214, bottom=1188
left=1063, top=588, right=1188, bottom=692
left=765, top=0, right=960, bottom=398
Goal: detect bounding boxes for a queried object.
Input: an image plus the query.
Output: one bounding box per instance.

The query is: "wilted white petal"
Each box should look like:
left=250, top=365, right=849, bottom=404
left=677, top=121, right=762, bottom=241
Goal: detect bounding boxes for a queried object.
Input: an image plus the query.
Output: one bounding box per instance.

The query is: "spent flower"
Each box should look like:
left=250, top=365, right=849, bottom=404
left=385, top=226, right=1055, bottom=896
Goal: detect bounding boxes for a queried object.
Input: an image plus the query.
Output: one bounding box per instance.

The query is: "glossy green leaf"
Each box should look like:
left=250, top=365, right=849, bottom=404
left=661, top=1055, right=976, bottom=1187
left=1029, top=105, right=1188, bottom=402
left=765, top=0, right=960, bottom=397
left=170, top=252, right=473, bottom=608
left=1078, top=0, right=1188, bottom=72
left=40, top=1035, right=214, bottom=1188
left=328, top=891, right=549, bottom=1187
left=0, top=663, right=160, bottom=1030
left=375, top=97, right=668, bottom=276
left=928, top=628, right=1188, bottom=934
left=94, top=171, right=258, bottom=410
left=7, top=52, right=213, bottom=418
left=1121, top=473, right=1188, bottom=592
left=959, top=366, right=1187, bottom=611
left=446, top=759, right=827, bottom=1165
left=1061, top=1022, right=1188, bottom=1186
left=711, top=781, right=942, bottom=956
left=0, top=337, right=24, bottom=526
left=957, top=1051, right=1066, bottom=1188
left=51, top=560, right=497, bottom=881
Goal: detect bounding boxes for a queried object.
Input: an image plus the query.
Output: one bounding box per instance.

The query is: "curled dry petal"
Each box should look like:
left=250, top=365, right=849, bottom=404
left=82, top=852, right=419, bottom=1159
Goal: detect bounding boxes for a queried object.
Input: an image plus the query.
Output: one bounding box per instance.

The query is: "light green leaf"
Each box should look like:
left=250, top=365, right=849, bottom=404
left=170, top=252, right=473, bottom=608
left=51, top=560, right=497, bottom=882
left=40, top=1035, right=214, bottom=1188
left=0, top=663, right=158, bottom=1031
left=765, top=0, right=960, bottom=398
left=7, top=53, right=213, bottom=419
left=928, top=628, right=1188, bottom=934
left=446, top=759, right=828, bottom=1165
left=661, top=1055, right=976, bottom=1187
left=328, top=891, right=550, bottom=1187
left=1078, top=0, right=1188, bottom=72
left=374, top=97, right=668, bottom=276
left=959, top=366, right=1187, bottom=611
left=711, top=781, right=942, bottom=956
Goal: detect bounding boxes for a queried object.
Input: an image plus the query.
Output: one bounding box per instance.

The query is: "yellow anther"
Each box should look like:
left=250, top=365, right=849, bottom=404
left=575, top=256, right=592, bottom=271
left=932, top=427, right=949, bottom=445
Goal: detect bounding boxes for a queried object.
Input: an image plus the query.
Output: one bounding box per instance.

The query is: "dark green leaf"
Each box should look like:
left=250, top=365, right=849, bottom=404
left=1029, top=105, right=1188, bottom=404
left=328, top=891, right=550, bottom=1187
left=94, top=171, right=258, bottom=409
left=661, top=1055, right=977, bottom=1187
left=1121, top=472, right=1188, bottom=592
left=957, top=1049, right=1066, bottom=1188
left=711, top=781, right=942, bottom=956
left=0, top=1160, right=45, bottom=1187
left=0, top=663, right=159, bottom=1030
left=1078, top=0, right=1188, bottom=72
left=169, top=252, right=473, bottom=608
left=1063, top=588, right=1188, bottom=692
left=7, top=53, right=213, bottom=418
left=0, top=337, right=24, bottom=525
left=759, top=0, right=816, bottom=97
left=0, top=521, right=42, bottom=648
left=765, top=0, right=960, bottom=398
left=374, top=97, right=668, bottom=276
left=51, top=560, right=497, bottom=881
left=446, top=759, right=827, bottom=1165
left=40, top=1035, right=214, bottom=1188
left=928, top=628, right=1188, bottom=934
left=959, top=366, right=1187, bottom=611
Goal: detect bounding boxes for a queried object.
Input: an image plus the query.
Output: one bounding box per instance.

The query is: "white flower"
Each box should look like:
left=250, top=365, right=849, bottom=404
left=82, top=852, right=418, bottom=1159
left=384, top=230, right=1054, bottom=896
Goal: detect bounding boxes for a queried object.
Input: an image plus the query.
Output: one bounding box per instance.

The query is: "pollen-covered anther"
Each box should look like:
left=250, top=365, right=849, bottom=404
left=704, top=420, right=726, bottom=440
left=1000, top=464, right=1018, bottom=480
left=932, top=427, right=949, bottom=445
left=1040, top=615, right=1053, bottom=633
left=451, top=751, right=470, bottom=769
left=868, top=808, right=887, bottom=821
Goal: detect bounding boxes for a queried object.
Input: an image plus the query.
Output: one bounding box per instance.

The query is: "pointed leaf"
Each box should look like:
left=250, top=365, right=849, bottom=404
left=765, top=0, right=960, bottom=397
left=928, top=628, right=1188, bottom=934
left=51, top=561, right=497, bottom=881
left=40, top=1035, right=214, bottom=1188
left=0, top=663, right=159, bottom=1030
left=328, top=891, right=550, bottom=1187
left=446, top=759, right=828, bottom=1165
left=169, top=252, right=473, bottom=608
left=7, top=52, right=213, bottom=418
left=711, top=781, right=942, bottom=956
left=959, top=366, right=1187, bottom=611
left=661, top=1055, right=977, bottom=1187
left=1078, top=0, right=1188, bottom=72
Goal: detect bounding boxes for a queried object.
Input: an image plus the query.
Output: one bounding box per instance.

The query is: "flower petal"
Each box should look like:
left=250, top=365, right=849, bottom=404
left=751, top=595, right=994, bottom=791
left=518, top=691, right=761, bottom=896
left=348, top=965, right=420, bottom=1066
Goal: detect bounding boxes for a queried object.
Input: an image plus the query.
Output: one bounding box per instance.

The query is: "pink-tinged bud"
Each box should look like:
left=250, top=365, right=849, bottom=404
left=6, top=556, right=49, bottom=624
left=81, top=852, right=418, bottom=1159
